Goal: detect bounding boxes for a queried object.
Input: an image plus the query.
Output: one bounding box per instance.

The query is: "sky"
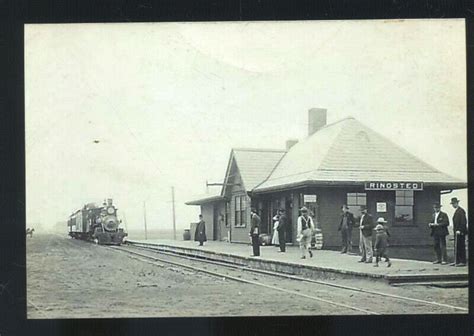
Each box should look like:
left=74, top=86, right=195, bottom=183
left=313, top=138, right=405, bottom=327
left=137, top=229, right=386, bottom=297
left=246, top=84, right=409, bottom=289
left=25, top=19, right=467, bottom=232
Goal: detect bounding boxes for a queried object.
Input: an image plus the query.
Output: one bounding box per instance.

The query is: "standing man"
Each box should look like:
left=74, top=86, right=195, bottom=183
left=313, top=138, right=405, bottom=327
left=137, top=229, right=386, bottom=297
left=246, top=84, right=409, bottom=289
left=277, top=208, right=287, bottom=252
left=338, top=205, right=355, bottom=254
left=357, top=205, right=374, bottom=263
left=194, top=214, right=207, bottom=246
left=429, top=202, right=450, bottom=265
left=450, top=197, right=467, bottom=267
left=297, top=207, right=314, bottom=259
left=249, top=208, right=261, bottom=257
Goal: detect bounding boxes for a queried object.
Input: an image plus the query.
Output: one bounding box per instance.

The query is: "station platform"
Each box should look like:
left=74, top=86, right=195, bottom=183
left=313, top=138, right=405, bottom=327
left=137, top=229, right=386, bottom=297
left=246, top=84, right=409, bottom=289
left=126, top=239, right=468, bottom=284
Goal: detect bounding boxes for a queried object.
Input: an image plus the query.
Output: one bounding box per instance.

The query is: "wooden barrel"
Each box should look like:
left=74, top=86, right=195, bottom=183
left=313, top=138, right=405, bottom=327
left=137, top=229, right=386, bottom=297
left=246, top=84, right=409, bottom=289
left=183, top=229, right=191, bottom=241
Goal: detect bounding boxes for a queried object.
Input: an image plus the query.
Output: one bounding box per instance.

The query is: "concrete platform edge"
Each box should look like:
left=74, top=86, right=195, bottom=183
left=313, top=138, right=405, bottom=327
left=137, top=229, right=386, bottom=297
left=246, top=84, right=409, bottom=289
left=127, top=240, right=468, bottom=283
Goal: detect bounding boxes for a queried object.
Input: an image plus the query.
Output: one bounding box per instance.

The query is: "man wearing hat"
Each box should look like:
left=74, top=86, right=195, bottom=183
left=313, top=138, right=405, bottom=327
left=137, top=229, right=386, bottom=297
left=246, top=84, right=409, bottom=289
left=338, top=205, right=355, bottom=254
left=194, top=214, right=207, bottom=246
left=450, top=197, right=467, bottom=266
left=277, top=208, right=288, bottom=252
left=297, top=207, right=315, bottom=259
left=358, top=205, right=375, bottom=263
left=249, top=207, right=261, bottom=257
left=429, top=202, right=450, bottom=265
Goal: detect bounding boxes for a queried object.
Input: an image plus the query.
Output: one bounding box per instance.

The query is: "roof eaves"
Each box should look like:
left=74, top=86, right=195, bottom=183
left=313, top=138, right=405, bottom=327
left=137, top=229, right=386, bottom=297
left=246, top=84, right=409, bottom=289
left=185, top=195, right=225, bottom=206
left=232, top=147, right=287, bottom=153
left=221, top=150, right=236, bottom=197
left=232, top=154, right=247, bottom=192
left=254, top=179, right=468, bottom=194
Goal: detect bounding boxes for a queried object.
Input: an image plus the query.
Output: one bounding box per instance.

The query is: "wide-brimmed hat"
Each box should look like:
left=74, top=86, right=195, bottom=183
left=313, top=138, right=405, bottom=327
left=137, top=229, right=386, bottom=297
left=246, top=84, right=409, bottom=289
left=278, top=208, right=286, bottom=212
left=433, top=202, right=442, bottom=208
left=300, top=206, right=308, bottom=213
left=450, top=197, right=460, bottom=204
left=376, top=217, right=387, bottom=223
left=359, top=205, right=367, bottom=211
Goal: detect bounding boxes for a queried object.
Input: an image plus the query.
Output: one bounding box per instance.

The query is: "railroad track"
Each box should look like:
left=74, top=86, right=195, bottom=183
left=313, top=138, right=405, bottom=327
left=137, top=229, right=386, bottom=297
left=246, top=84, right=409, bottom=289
left=109, top=243, right=468, bottom=315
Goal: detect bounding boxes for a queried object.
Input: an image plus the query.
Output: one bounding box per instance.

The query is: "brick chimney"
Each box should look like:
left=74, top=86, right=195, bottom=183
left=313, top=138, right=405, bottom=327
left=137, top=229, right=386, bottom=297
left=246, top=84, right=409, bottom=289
left=308, top=108, right=327, bottom=136
left=285, top=139, right=298, bottom=151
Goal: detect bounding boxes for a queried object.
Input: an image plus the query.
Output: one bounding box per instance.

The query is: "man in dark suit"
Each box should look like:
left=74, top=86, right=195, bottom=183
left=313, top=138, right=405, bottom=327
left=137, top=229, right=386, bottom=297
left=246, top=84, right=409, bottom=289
left=338, top=205, right=355, bottom=254
left=194, top=214, right=207, bottom=246
left=357, top=205, right=374, bottom=263
left=249, top=207, right=261, bottom=257
left=429, top=202, right=450, bottom=265
left=450, top=197, right=467, bottom=266
left=277, top=208, right=287, bottom=252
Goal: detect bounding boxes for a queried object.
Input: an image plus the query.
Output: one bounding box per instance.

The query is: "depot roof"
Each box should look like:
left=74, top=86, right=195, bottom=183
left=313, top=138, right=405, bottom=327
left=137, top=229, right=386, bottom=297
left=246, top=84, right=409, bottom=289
left=226, top=148, right=287, bottom=192
left=253, top=117, right=466, bottom=193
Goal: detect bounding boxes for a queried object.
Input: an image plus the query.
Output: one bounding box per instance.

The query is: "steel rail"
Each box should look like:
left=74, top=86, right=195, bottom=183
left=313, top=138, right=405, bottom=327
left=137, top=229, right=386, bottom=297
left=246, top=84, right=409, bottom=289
left=127, top=242, right=468, bottom=313
left=109, top=246, right=380, bottom=315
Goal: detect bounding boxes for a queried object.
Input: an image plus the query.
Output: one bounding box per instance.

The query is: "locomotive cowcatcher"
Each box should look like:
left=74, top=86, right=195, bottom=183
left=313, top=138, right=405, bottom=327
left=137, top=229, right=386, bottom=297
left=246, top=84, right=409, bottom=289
left=68, top=198, right=127, bottom=245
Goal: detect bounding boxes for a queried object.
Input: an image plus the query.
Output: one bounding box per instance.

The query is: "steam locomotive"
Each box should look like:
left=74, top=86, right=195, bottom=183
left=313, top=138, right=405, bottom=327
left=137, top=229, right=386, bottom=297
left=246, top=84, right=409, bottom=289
left=68, top=198, right=127, bottom=245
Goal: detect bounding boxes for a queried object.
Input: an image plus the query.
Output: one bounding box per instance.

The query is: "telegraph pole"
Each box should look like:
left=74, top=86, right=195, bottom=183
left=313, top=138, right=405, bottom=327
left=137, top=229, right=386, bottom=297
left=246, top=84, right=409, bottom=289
left=172, top=186, right=176, bottom=240
left=143, top=201, right=148, bottom=240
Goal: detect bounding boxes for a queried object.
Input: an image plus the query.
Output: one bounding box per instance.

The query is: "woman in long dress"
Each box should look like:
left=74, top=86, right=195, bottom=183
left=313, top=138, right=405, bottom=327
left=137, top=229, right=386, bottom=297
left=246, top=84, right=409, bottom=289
left=271, top=215, right=280, bottom=246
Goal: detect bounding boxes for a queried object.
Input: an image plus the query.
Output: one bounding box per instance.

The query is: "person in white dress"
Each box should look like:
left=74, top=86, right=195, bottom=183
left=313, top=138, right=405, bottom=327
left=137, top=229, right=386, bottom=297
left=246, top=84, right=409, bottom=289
left=271, top=215, right=280, bottom=246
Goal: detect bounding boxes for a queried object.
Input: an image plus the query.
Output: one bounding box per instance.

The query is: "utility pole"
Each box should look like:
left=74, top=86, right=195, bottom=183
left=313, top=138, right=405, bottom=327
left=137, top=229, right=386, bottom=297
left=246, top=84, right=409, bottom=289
left=172, top=186, right=176, bottom=240
left=143, top=201, right=148, bottom=240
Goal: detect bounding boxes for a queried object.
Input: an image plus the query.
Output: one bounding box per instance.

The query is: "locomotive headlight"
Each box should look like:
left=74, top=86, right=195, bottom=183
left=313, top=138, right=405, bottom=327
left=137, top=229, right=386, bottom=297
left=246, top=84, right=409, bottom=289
left=107, top=207, right=114, bottom=215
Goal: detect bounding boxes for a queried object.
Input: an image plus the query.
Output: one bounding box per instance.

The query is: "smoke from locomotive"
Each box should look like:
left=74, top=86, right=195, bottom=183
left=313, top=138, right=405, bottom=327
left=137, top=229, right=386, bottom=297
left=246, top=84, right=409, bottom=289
left=67, top=198, right=127, bottom=245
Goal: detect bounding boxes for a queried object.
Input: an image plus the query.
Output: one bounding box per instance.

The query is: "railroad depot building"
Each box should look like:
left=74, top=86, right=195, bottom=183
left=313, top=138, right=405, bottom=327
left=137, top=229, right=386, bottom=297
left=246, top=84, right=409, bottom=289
left=186, top=109, right=467, bottom=248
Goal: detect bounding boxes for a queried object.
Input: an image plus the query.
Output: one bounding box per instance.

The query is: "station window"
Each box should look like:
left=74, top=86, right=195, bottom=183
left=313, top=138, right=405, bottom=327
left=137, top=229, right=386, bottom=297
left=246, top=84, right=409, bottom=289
left=347, top=192, right=367, bottom=218
left=234, top=195, right=247, bottom=227
left=395, top=190, right=414, bottom=225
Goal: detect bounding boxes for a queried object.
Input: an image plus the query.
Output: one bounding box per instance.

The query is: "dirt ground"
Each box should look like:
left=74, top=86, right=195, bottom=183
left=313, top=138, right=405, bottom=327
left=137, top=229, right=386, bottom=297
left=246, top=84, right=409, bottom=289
left=26, top=234, right=468, bottom=319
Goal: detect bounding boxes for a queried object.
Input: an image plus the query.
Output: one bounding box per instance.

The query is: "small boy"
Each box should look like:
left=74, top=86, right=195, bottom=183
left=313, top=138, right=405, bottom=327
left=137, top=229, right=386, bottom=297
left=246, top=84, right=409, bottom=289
left=373, top=217, right=392, bottom=267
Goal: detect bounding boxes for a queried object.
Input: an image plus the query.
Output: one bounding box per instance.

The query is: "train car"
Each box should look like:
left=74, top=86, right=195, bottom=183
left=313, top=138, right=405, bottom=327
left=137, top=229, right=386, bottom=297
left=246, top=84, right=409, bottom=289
left=68, top=198, right=127, bottom=245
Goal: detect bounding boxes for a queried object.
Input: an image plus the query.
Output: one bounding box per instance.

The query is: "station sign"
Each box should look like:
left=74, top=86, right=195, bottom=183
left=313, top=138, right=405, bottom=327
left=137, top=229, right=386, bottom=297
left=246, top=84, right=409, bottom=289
left=303, top=194, right=317, bottom=203
left=365, top=181, right=423, bottom=191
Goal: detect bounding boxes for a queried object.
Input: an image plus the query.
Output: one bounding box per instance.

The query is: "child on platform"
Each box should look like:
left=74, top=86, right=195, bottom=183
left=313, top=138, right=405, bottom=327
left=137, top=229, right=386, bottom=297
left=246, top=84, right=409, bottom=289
left=373, top=217, right=392, bottom=267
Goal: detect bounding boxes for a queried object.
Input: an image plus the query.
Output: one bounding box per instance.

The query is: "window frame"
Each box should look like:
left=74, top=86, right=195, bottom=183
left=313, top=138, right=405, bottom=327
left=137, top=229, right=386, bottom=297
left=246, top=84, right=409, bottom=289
left=234, top=195, right=247, bottom=228
left=394, top=190, right=414, bottom=226
left=346, top=192, right=367, bottom=218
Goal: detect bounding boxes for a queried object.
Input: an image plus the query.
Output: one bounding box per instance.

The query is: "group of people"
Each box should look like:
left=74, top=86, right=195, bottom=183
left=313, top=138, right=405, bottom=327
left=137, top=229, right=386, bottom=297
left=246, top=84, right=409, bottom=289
left=338, top=204, right=392, bottom=267
left=198, top=196, right=468, bottom=268
left=337, top=196, right=468, bottom=267
left=250, top=206, right=315, bottom=259
left=430, top=197, right=467, bottom=266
